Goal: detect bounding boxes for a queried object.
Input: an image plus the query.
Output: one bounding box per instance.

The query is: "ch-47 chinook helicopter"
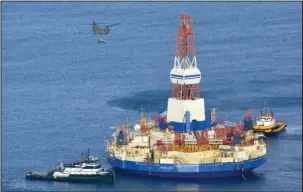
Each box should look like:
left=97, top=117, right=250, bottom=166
left=92, top=21, right=119, bottom=35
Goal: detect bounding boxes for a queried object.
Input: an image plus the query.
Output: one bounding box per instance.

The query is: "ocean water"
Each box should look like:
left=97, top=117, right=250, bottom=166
left=1, top=2, right=302, bottom=192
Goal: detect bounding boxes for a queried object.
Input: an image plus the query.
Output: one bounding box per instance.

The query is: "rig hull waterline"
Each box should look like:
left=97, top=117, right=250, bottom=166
left=106, top=14, right=267, bottom=179
left=108, top=156, right=267, bottom=179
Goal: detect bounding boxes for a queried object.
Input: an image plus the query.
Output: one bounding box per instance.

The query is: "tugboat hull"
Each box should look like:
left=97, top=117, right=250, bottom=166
left=25, top=172, right=54, bottom=181
left=253, top=122, right=287, bottom=136
left=67, top=173, right=115, bottom=183
left=25, top=171, right=115, bottom=184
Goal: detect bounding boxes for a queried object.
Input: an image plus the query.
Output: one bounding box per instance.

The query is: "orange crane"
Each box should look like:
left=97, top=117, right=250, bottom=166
left=137, top=108, right=148, bottom=133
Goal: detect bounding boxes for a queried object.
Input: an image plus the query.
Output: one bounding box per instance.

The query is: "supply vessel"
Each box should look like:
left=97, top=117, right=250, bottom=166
left=106, top=14, right=267, bottom=179
left=252, top=102, right=287, bottom=135
left=26, top=150, right=115, bottom=184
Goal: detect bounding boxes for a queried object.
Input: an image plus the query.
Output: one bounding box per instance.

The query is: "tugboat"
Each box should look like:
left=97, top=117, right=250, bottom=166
left=25, top=150, right=115, bottom=184
left=253, top=102, right=287, bottom=135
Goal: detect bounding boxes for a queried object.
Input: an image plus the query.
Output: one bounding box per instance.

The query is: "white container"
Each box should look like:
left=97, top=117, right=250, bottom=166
left=142, top=136, right=149, bottom=143
left=234, top=151, right=247, bottom=159
left=208, top=130, right=215, bottom=139
left=216, top=124, right=225, bottom=129
left=160, top=158, right=175, bottom=164
left=219, top=145, right=232, bottom=150
left=234, top=146, right=240, bottom=152
left=208, top=130, right=215, bottom=136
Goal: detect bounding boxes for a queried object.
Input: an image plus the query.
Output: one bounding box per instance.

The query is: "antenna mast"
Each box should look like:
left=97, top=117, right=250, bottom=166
left=149, top=100, right=151, bottom=121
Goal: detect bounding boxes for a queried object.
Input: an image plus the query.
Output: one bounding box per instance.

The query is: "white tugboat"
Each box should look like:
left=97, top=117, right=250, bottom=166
left=25, top=150, right=115, bottom=184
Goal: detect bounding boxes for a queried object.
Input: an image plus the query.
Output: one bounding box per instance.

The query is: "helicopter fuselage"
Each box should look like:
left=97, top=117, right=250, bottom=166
left=93, top=25, right=110, bottom=35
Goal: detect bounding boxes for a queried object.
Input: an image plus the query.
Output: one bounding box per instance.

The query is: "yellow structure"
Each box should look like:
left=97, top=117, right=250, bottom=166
left=137, top=108, right=148, bottom=132
left=253, top=102, right=286, bottom=135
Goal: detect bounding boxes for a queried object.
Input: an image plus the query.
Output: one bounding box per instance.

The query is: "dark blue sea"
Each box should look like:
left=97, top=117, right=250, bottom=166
left=2, top=2, right=302, bottom=192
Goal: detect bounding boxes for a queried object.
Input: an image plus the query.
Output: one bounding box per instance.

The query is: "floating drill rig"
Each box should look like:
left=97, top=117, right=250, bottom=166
left=106, top=14, right=267, bottom=179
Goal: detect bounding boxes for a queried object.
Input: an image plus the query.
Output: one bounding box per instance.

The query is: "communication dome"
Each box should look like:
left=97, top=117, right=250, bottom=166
left=134, top=124, right=141, bottom=132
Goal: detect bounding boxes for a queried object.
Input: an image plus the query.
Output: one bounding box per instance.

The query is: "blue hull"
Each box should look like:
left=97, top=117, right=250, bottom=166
left=107, top=155, right=267, bottom=179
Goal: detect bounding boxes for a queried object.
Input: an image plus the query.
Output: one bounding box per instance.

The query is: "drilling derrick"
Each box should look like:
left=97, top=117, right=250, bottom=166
left=171, top=14, right=200, bottom=100
left=165, top=14, right=210, bottom=133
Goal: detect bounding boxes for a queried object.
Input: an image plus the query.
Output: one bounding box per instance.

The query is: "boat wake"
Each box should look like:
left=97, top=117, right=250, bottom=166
left=111, top=107, right=128, bottom=112
left=279, top=131, right=302, bottom=141
left=2, top=178, right=39, bottom=192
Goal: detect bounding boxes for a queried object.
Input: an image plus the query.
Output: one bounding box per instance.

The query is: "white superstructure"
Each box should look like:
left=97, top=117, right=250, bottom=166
left=51, top=155, right=110, bottom=178
left=167, top=98, right=205, bottom=122
left=255, top=102, right=277, bottom=127
left=256, top=115, right=276, bottom=127
left=170, top=56, right=201, bottom=85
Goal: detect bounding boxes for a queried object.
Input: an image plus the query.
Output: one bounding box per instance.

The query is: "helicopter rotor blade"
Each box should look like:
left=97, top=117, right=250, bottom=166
left=94, top=22, right=108, bottom=25
left=82, top=22, right=108, bottom=26
left=106, top=23, right=119, bottom=28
